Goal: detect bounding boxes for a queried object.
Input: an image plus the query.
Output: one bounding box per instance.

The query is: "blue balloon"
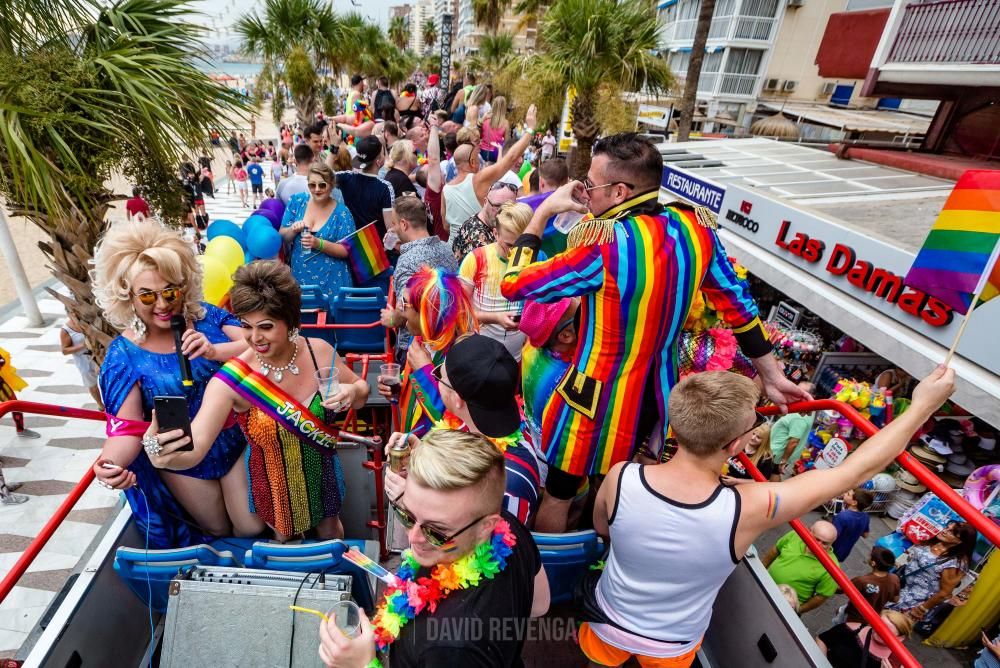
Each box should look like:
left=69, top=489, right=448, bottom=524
left=206, top=220, right=245, bottom=249
left=243, top=214, right=272, bottom=236
left=252, top=208, right=282, bottom=230
left=247, top=226, right=282, bottom=260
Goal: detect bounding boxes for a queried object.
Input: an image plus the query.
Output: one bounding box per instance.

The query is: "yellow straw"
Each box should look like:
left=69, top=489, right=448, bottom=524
left=289, top=605, right=329, bottom=622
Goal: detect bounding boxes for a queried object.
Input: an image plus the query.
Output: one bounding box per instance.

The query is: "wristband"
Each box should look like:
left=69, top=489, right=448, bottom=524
left=365, top=658, right=383, bottom=668
left=319, top=238, right=326, bottom=251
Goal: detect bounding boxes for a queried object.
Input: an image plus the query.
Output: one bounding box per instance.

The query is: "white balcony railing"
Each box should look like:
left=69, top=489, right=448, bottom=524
left=674, top=70, right=759, bottom=98
left=887, top=0, right=1000, bottom=64
left=665, top=14, right=776, bottom=43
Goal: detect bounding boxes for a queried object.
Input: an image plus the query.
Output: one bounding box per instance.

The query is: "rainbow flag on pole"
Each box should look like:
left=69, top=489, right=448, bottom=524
left=904, top=170, right=1000, bottom=314
left=339, top=222, right=390, bottom=284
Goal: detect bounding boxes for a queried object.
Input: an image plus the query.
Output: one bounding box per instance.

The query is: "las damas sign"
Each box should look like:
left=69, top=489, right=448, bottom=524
left=717, top=183, right=1000, bottom=376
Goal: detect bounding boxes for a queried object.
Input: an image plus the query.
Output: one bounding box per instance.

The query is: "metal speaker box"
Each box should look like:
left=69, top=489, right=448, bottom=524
left=161, top=567, right=353, bottom=668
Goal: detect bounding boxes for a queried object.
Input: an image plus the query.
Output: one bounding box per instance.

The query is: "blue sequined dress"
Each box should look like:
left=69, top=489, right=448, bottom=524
left=99, top=302, right=247, bottom=548
left=281, top=191, right=355, bottom=311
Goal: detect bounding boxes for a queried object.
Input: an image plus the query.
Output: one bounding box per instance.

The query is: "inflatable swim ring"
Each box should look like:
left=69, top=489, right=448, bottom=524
left=963, top=465, right=1000, bottom=510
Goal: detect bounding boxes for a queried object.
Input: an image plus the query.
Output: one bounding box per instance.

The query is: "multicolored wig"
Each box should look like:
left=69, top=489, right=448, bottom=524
left=406, top=266, right=478, bottom=352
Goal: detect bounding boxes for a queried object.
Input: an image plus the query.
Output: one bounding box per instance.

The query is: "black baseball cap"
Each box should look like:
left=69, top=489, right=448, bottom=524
left=444, top=335, right=520, bottom=438
left=352, top=136, right=383, bottom=169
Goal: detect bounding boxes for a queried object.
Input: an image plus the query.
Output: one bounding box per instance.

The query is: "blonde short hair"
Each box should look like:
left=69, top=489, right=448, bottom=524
left=668, top=371, right=760, bottom=456
left=456, top=127, right=479, bottom=147
left=496, top=202, right=533, bottom=237
left=883, top=610, right=913, bottom=637
left=92, top=220, right=206, bottom=338
left=386, top=139, right=416, bottom=172
left=410, top=429, right=505, bottom=512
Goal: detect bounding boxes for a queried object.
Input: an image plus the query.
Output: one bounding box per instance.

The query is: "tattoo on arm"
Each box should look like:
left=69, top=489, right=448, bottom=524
left=766, top=490, right=781, bottom=520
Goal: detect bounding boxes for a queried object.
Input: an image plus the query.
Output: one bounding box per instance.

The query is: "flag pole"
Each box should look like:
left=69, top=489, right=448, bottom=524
left=944, top=238, right=1000, bottom=366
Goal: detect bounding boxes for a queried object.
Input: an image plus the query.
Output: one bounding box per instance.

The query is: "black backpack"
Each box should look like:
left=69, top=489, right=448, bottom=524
left=374, top=89, right=395, bottom=119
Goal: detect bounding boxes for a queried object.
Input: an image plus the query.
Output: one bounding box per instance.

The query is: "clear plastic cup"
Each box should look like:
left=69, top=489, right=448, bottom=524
left=379, top=363, right=402, bottom=404
left=315, top=366, right=340, bottom=404
left=328, top=600, right=361, bottom=638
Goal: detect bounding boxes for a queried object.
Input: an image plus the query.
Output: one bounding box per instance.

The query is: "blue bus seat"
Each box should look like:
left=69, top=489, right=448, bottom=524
left=242, top=539, right=376, bottom=611
left=532, top=530, right=605, bottom=604
left=331, top=286, right=387, bottom=353
left=113, top=544, right=238, bottom=612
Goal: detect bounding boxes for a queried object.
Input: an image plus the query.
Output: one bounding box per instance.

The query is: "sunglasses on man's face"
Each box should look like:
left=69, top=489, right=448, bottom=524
left=133, top=287, right=183, bottom=306
left=389, top=492, right=484, bottom=547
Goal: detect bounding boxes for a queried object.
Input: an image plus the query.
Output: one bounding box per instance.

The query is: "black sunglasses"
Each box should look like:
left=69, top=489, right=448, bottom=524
left=390, top=492, right=485, bottom=547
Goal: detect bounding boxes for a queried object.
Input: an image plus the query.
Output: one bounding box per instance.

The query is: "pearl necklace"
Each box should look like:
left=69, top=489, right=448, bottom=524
left=255, top=341, right=299, bottom=382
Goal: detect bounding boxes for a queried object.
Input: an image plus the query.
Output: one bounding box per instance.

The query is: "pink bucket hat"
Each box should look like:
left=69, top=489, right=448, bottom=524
left=519, top=299, right=573, bottom=347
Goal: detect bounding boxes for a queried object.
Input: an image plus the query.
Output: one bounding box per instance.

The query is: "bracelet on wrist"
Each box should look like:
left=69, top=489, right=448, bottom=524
left=365, top=658, right=383, bottom=668
left=319, top=238, right=326, bottom=251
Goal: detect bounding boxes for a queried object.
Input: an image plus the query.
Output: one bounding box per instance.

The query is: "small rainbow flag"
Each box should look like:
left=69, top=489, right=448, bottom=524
left=339, top=222, right=390, bottom=285
left=343, top=548, right=398, bottom=585
left=905, top=170, right=1000, bottom=314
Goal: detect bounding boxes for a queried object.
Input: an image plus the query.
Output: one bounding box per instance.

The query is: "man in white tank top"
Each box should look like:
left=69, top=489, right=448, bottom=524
left=581, top=366, right=955, bottom=667
left=442, top=105, right=538, bottom=241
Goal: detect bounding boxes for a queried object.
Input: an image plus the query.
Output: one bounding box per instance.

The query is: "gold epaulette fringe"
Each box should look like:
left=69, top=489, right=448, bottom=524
left=694, top=206, right=718, bottom=229
left=568, top=217, right=618, bottom=249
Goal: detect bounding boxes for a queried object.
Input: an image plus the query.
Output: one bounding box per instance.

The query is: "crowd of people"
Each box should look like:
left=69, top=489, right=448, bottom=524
left=85, top=70, right=973, bottom=668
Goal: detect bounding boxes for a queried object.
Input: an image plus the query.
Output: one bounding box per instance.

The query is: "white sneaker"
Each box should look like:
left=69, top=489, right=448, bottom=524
left=2, top=493, right=29, bottom=505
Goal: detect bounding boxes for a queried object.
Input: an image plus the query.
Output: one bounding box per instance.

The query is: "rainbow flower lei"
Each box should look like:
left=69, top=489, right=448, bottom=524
left=433, top=413, right=521, bottom=453
left=372, top=519, right=518, bottom=650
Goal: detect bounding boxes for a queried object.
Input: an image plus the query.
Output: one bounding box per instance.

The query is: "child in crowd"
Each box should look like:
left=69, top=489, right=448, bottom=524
left=778, top=584, right=800, bottom=613
left=837, top=546, right=900, bottom=625
left=832, top=488, right=874, bottom=562
left=224, top=160, right=234, bottom=195
left=59, top=311, right=104, bottom=411
left=722, top=422, right=776, bottom=483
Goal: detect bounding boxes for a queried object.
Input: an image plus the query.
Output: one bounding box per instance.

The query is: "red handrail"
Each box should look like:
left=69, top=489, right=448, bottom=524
left=0, top=402, right=106, bottom=603
left=743, top=400, right=1000, bottom=668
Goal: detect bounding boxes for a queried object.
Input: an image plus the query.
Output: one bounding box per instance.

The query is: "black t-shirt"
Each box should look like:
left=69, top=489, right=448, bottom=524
left=726, top=454, right=776, bottom=480
left=817, top=623, right=882, bottom=668
left=335, top=171, right=393, bottom=239
left=388, top=510, right=541, bottom=668
left=386, top=168, right=417, bottom=198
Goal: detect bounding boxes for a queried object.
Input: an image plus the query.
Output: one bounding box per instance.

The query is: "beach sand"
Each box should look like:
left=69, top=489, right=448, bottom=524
left=0, top=101, right=293, bottom=309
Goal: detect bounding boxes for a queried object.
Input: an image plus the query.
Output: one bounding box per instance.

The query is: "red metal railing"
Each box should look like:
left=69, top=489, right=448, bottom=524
left=742, top=400, right=1000, bottom=668
left=0, top=402, right=105, bottom=603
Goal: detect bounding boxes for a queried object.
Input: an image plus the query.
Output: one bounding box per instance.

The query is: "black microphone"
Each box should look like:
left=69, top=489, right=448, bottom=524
left=170, top=315, right=194, bottom=387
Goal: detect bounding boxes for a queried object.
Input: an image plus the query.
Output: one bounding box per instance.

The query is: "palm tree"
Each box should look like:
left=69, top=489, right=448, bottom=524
left=388, top=15, right=409, bottom=51
left=479, top=32, right=515, bottom=77
left=236, top=0, right=348, bottom=126
left=521, top=0, right=672, bottom=178
left=472, top=0, right=512, bottom=32
left=676, top=0, right=716, bottom=141
left=422, top=19, right=437, bottom=54
left=0, top=0, right=249, bottom=363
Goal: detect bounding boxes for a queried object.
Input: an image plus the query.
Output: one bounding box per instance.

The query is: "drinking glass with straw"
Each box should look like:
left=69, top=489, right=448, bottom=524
left=290, top=600, right=362, bottom=638
left=315, top=366, right=341, bottom=411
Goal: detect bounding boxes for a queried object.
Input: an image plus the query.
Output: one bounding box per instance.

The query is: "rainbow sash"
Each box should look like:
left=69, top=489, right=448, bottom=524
left=217, top=358, right=340, bottom=452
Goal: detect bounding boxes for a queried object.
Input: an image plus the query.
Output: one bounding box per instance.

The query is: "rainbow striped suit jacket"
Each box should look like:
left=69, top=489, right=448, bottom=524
left=501, top=191, right=770, bottom=477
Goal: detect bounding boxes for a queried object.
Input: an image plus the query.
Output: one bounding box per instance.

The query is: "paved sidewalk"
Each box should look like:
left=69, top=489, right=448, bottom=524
left=0, top=175, right=265, bottom=657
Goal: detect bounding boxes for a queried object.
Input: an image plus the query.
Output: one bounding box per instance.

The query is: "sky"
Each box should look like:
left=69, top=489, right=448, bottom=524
left=191, top=0, right=398, bottom=43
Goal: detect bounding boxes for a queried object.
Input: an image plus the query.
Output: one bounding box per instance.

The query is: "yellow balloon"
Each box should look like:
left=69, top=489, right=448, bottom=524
left=198, top=255, right=233, bottom=306
left=204, top=235, right=244, bottom=276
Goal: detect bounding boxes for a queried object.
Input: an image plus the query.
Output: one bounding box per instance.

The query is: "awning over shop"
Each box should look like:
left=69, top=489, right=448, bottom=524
left=758, top=101, right=930, bottom=135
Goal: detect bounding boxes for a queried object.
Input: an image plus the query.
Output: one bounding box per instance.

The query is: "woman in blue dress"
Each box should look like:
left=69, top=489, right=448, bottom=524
left=91, top=221, right=264, bottom=548
left=278, top=162, right=355, bottom=311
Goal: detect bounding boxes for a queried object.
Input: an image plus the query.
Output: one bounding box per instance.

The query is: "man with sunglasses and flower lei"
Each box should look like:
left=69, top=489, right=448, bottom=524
left=318, top=429, right=549, bottom=668
left=501, top=132, right=812, bottom=534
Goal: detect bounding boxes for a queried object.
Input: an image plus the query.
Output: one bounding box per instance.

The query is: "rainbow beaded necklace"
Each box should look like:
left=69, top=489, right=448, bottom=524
left=372, top=518, right=518, bottom=650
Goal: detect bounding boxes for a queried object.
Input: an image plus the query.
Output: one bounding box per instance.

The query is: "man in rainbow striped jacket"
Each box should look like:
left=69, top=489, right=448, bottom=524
left=501, top=133, right=812, bottom=533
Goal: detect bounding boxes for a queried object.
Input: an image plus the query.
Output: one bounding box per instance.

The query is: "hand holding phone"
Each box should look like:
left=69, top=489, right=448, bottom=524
left=153, top=396, right=194, bottom=452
